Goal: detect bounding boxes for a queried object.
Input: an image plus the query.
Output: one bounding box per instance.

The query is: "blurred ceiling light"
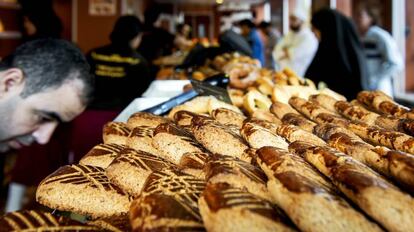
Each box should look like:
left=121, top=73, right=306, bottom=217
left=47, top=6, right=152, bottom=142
left=216, top=0, right=224, bottom=4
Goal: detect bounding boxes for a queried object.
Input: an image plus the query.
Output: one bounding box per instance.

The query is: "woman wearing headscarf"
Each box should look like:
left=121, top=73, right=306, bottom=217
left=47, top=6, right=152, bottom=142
left=86, top=15, right=151, bottom=110
left=305, top=8, right=368, bottom=100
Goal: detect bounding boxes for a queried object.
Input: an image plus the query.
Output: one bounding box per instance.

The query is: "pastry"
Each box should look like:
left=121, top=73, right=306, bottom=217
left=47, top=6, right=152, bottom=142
left=88, top=215, right=131, bottom=232
left=79, top=143, right=127, bottom=169
left=281, top=113, right=316, bottom=133
left=257, top=146, right=381, bottom=232
left=241, top=121, right=288, bottom=150
left=36, top=164, right=131, bottom=218
left=126, top=126, right=160, bottom=155
left=308, top=93, right=339, bottom=114
left=179, top=151, right=211, bottom=178
left=106, top=148, right=175, bottom=196
left=270, top=101, right=299, bottom=119
left=198, top=182, right=297, bottom=232
left=127, top=112, right=171, bottom=128
left=276, top=124, right=326, bottom=146
left=102, top=122, right=131, bottom=145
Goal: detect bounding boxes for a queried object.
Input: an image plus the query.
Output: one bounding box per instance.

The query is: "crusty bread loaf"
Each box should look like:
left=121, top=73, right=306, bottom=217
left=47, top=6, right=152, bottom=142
left=270, top=101, right=299, bottom=120
left=173, top=110, right=201, bottom=131
left=257, top=146, right=381, bottom=232
left=308, top=93, right=340, bottom=114
left=79, top=143, right=127, bottom=169
left=191, top=114, right=250, bottom=160
left=102, top=122, right=131, bottom=145
left=0, top=210, right=100, bottom=231
left=211, top=108, right=246, bottom=129
left=126, top=126, right=161, bottom=156
left=348, top=122, right=414, bottom=154
left=313, top=113, right=350, bottom=127
left=357, top=91, right=413, bottom=118
left=36, top=164, right=131, bottom=218
left=179, top=151, right=211, bottom=178
left=88, top=215, right=131, bottom=232
left=106, top=148, right=175, bottom=196
left=276, top=124, right=326, bottom=146
left=244, top=118, right=279, bottom=134
left=127, top=112, right=171, bottom=128
left=289, top=141, right=414, bottom=232
left=313, top=123, right=362, bottom=142
left=199, top=182, right=297, bottom=232
left=251, top=110, right=282, bottom=125
left=141, top=168, right=205, bottom=197
left=288, top=96, right=335, bottom=121
left=130, top=168, right=206, bottom=231
left=130, top=193, right=205, bottom=232
left=281, top=113, right=316, bottom=133
left=205, top=155, right=271, bottom=201
left=152, top=122, right=206, bottom=164
left=241, top=121, right=288, bottom=150
left=335, top=100, right=383, bottom=124
left=328, top=131, right=414, bottom=194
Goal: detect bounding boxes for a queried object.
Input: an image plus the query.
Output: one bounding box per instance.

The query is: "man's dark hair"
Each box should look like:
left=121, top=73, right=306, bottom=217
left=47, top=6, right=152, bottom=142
left=110, top=15, right=142, bottom=46
left=238, top=19, right=256, bottom=29
left=359, top=3, right=381, bottom=26
left=0, top=39, right=94, bottom=105
left=258, top=21, right=271, bottom=29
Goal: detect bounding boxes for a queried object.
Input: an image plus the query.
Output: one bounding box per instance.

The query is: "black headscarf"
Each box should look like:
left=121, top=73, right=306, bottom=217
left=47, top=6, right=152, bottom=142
left=110, top=16, right=142, bottom=48
left=305, top=8, right=367, bottom=100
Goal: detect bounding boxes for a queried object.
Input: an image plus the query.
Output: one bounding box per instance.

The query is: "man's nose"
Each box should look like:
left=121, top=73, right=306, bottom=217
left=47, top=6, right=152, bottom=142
left=32, top=122, right=59, bottom=144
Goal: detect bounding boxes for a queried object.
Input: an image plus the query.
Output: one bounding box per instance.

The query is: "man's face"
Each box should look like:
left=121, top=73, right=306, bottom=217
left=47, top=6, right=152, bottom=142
left=289, top=15, right=302, bottom=32
left=356, top=9, right=372, bottom=33
left=0, top=74, right=86, bottom=153
left=240, top=25, right=250, bottom=36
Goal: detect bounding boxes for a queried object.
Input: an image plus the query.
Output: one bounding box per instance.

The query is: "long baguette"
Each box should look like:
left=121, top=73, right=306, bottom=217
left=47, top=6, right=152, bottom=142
left=335, top=101, right=414, bottom=136
left=327, top=132, right=414, bottom=193
left=357, top=90, right=414, bottom=119
left=348, top=122, right=414, bottom=154
left=257, top=147, right=382, bottom=232
left=309, top=94, right=340, bottom=114
left=289, top=141, right=414, bottom=232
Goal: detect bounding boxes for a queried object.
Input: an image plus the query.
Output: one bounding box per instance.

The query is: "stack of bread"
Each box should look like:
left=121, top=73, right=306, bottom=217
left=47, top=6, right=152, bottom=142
left=21, top=86, right=414, bottom=231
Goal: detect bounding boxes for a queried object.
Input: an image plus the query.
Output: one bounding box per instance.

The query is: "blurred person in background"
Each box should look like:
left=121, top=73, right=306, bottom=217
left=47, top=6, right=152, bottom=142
left=238, top=19, right=265, bottom=66
left=174, top=23, right=193, bottom=51
left=258, top=21, right=280, bottom=69
left=20, top=5, right=62, bottom=41
left=87, top=15, right=150, bottom=110
left=68, top=15, right=150, bottom=161
left=305, top=8, right=368, bottom=100
left=273, top=9, right=318, bottom=77
left=356, top=4, right=403, bottom=97
left=138, top=5, right=175, bottom=66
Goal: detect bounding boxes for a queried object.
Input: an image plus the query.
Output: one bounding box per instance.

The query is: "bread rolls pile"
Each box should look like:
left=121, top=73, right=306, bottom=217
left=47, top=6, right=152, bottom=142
left=29, top=86, right=414, bottom=232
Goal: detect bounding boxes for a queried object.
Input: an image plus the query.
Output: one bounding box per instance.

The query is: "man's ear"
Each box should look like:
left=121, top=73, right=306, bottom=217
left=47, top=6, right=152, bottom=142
left=0, top=68, right=25, bottom=98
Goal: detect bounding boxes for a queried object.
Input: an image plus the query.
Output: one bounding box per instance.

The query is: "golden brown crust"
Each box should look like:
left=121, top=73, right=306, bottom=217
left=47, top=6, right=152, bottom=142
left=276, top=124, right=326, bottom=146
left=127, top=112, right=171, bottom=128
left=281, top=113, right=316, bottom=132
left=257, top=146, right=380, bottom=232
left=357, top=91, right=413, bottom=119
left=79, top=143, right=127, bottom=169
left=211, top=107, right=246, bottom=129
left=36, top=165, right=131, bottom=218
left=308, top=93, right=340, bottom=114
left=313, top=123, right=362, bottom=142
left=205, top=155, right=270, bottom=200
left=199, top=182, right=296, bottom=232
left=288, top=96, right=333, bottom=121
left=130, top=193, right=205, bottom=232
left=153, top=122, right=206, bottom=164
left=348, top=122, right=414, bottom=154
left=106, top=148, right=175, bottom=196
left=0, top=210, right=100, bottom=231
left=102, top=122, right=131, bottom=145
left=191, top=114, right=249, bottom=159
left=289, top=141, right=414, bottom=232
left=241, top=121, right=288, bottom=150
left=270, top=102, right=298, bottom=119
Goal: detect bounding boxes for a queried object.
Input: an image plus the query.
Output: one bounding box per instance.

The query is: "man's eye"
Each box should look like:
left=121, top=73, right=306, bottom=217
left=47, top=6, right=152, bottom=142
left=36, top=115, right=52, bottom=123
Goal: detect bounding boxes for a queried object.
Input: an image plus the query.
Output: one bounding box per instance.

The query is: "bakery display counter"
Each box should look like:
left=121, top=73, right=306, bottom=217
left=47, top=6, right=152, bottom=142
left=3, top=53, right=414, bottom=232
